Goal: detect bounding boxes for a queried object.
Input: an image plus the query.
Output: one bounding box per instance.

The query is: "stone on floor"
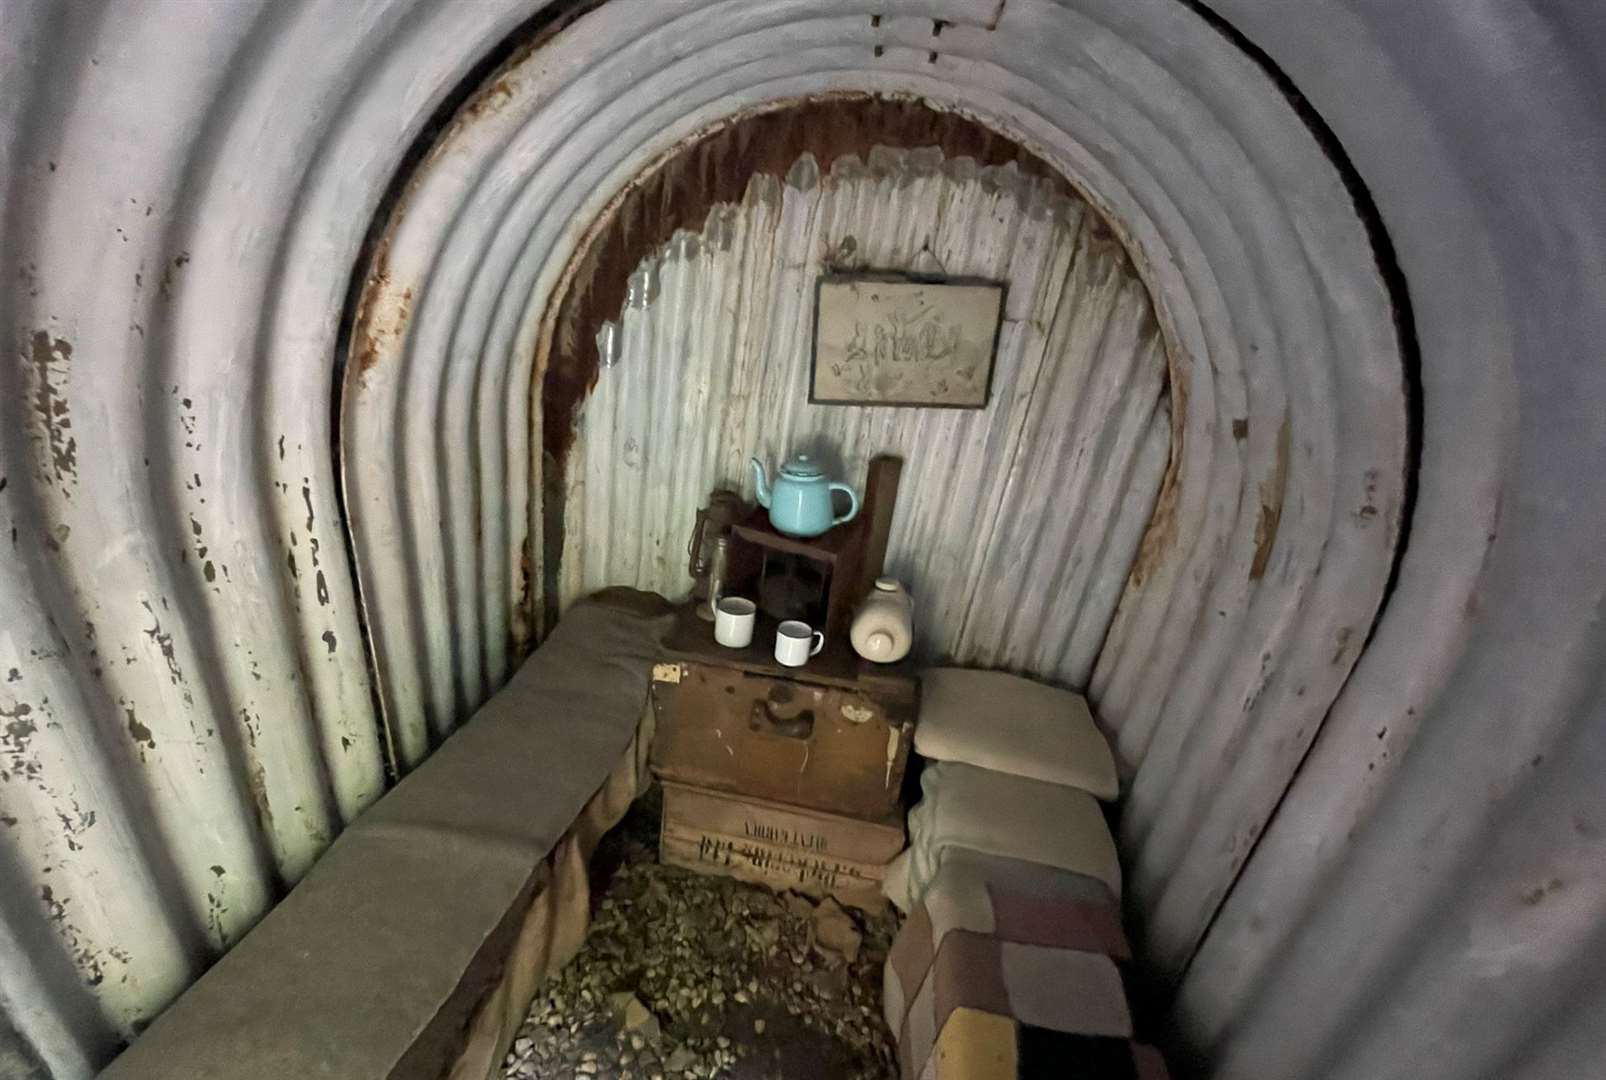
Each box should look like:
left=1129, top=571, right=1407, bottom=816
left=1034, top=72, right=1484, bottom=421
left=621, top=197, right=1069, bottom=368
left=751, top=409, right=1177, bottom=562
left=502, top=790, right=898, bottom=1080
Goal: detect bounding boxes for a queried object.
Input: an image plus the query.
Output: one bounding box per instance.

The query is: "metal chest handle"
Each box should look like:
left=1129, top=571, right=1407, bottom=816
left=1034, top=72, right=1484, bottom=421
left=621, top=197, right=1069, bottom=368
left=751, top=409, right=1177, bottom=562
left=748, top=700, right=814, bottom=740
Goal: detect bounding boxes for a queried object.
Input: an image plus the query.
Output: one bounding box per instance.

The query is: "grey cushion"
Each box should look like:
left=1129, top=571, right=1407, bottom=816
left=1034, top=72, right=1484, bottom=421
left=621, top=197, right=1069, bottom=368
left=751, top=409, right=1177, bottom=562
left=914, top=668, right=1119, bottom=800
left=890, top=761, right=1122, bottom=914
left=99, top=597, right=670, bottom=1080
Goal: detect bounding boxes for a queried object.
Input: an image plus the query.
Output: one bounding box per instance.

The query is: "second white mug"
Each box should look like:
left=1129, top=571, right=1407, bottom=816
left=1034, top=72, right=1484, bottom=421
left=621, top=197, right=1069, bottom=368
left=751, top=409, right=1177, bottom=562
left=774, top=619, right=824, bottom=667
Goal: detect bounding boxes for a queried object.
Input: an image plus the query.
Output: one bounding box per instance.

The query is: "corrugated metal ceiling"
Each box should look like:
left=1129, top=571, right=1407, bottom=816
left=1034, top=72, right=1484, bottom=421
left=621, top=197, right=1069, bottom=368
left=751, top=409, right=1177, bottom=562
left=4, top=2, right=1603, bottom=1079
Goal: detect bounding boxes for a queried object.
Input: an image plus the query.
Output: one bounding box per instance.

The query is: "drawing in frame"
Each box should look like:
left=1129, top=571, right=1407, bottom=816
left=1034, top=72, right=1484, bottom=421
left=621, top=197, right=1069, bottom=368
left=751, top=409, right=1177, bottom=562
left=810, top=272, right=1005, bottom=408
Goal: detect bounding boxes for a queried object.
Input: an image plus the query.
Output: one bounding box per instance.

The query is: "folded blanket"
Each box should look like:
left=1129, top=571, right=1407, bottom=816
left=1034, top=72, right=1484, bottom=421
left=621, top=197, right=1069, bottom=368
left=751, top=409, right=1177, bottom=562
left=916, top=669, right=1119, bottom=799
left=891, top=761, right=1122, bottom=912
left=918, top=1007, right=1169, bottom=1080
left=896, top=930, right=1132, bottom=1080
left=884, top=849, right=1129, bottom=1039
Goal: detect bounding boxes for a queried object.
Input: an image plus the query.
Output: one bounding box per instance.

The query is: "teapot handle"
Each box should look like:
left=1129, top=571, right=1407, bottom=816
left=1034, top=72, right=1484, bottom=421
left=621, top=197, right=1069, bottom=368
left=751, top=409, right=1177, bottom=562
left=829, top=483, right=860, bottom=526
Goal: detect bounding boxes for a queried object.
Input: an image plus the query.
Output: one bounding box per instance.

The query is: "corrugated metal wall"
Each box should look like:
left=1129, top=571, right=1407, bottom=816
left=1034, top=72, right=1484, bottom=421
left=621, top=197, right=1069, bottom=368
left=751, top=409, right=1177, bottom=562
left=562, top=147, right=1170, bottom=686
left=4, top=2, right=1603, bottom=1079
left=1169, top=2, right=1606, bottom=1077
left=0, top=0, right=537, bottom=1071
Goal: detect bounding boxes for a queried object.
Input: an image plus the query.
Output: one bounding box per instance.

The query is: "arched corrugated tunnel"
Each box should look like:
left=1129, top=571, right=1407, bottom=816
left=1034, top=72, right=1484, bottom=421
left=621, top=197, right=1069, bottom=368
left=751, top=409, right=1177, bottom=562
left=2, top=3, right=1603, bottom=1079
left=343, top=0, right=1405, bottom=1002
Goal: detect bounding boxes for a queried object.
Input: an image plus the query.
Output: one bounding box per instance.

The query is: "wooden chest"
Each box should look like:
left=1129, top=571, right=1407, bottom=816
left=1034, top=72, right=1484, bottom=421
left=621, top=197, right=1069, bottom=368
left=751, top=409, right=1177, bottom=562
left=649, top=616, right=918, bottom=819
left=659, top=782, right=904, bottom=911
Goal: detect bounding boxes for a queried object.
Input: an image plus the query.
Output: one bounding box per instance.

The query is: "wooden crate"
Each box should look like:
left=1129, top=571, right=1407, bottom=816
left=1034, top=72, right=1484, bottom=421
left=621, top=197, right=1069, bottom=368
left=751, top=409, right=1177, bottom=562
left=651, top=612, right=918, bottom=819
left=652, top=657, right=915, bottom=818
left=659, top=782, right=905, bottom=911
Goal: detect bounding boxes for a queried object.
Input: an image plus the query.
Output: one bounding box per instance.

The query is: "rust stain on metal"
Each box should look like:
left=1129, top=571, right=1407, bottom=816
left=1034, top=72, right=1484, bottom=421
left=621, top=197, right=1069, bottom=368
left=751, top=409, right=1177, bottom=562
left=351, top=238, right=390, bottom=377
left=1249, top=414, right=1291, bottom=581
left=1127, top=360, right=1187, bottom=589
left=464, top=76, right=516, bottom=121
left=352, top=229, right=413, bottom=381
left=535, top=94, right=1075, bottom=468
left=442, top=1, right=602, bottom=137
left=348, top=6, right=584, bottom=383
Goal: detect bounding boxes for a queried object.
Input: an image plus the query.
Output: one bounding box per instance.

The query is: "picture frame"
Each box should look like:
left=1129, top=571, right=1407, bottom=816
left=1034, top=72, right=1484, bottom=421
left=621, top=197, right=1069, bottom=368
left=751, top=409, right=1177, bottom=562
left=810, top=272, right=1006, bottom=409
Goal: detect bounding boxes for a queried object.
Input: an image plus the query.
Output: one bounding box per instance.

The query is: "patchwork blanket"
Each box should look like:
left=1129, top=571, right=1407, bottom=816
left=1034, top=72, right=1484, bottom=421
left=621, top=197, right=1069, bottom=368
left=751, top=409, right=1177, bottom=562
left=884, top=849, right=1129, bottom=1034
left=886, top=849, right=1158, bottom=1080
left=918, top=1008, right=1170, bottom=1080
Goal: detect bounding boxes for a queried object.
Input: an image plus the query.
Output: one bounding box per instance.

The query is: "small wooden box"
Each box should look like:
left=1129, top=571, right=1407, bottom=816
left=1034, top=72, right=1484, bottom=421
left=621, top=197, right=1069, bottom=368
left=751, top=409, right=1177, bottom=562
left=730, top=509, right=865, bottom=645
left=659, top=782, right=904, bottom=911
left=650, top=613, right=918, bottom=819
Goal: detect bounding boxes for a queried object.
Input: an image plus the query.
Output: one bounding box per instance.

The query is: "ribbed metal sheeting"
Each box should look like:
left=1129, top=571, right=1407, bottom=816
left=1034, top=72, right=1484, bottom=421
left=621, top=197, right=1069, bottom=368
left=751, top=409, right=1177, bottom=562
left=0, top=1, right=536, bottom=1073
left=563, top=148, right=1170, bottom=686
left=11, top=2, right=1604, bottom=1080
left=1169, top=3, right=1606, bottom=1079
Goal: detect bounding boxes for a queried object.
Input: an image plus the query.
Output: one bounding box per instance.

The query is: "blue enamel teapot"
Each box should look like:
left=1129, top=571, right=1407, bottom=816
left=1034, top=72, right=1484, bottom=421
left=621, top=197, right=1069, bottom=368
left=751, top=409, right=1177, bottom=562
left=750, top=453, right=860, bottom=538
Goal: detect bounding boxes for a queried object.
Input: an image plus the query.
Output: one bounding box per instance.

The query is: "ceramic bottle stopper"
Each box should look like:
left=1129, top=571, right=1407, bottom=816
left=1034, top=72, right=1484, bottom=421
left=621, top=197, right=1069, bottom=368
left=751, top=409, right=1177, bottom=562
left=850, top=577, right=914, bottom=663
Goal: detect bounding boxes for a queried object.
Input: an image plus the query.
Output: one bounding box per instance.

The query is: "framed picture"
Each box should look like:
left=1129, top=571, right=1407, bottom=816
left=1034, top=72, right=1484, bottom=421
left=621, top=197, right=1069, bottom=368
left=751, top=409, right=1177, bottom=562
left=811, top=272, right=1005, bottom=408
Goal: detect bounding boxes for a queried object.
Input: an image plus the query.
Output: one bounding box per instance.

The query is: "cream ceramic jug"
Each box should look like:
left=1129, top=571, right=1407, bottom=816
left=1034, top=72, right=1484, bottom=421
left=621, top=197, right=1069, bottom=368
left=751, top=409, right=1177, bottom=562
left=850, top=578, right=914, bottom=663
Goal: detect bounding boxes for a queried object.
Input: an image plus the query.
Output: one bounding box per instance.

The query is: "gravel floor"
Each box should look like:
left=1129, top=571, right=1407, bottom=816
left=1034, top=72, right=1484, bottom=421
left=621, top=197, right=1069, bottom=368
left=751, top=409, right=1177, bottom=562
left=502, top=786, right=901, bottom=1080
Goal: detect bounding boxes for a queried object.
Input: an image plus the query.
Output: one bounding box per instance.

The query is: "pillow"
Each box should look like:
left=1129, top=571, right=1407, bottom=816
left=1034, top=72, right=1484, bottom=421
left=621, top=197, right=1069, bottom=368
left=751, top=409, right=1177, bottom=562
left=915, top=668, right=1119, bottom=800
left=882, top=847, right=916, bottom=914
left=900, top=762, right=1122, bottom=911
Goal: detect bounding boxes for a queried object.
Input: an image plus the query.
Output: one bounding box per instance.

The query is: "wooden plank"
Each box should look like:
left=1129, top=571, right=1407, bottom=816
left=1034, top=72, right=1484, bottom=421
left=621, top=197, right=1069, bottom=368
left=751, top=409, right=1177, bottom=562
left=662, top=782, right=905, bottom=863
left=660, top=607, right=918, bottom=698
left=824, top=529, right=865, bottom=646
left=660, top=782, right=902, bottom=910
left=731, top=508, right=858, bottom=562
left=854, top=455, right=904, bottom=602
left=660, top=827, right=887, bottom=912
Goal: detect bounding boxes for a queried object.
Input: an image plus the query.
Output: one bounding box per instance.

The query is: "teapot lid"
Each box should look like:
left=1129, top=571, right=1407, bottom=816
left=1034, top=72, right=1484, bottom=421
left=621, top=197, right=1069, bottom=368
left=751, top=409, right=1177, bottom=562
left=779, top=453, right=826, bottom=479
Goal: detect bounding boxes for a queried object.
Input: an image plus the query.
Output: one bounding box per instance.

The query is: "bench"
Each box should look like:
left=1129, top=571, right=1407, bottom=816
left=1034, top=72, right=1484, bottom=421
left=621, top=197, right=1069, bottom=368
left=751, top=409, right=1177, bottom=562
left=100, top=594, right=672, bottom=1080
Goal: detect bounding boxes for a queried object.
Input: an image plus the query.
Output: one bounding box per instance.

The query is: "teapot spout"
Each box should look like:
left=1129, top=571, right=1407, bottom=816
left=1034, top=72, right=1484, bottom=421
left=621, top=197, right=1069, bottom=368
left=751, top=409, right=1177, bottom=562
left=749, top=457, right=772, bottom=509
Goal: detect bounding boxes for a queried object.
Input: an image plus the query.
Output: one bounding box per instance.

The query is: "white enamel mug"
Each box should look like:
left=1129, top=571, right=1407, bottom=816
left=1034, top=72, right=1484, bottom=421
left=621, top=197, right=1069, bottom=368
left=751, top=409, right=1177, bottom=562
left=774, top=619, right=825, bottom=667
left=713, top=596, right=756, bottom=648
